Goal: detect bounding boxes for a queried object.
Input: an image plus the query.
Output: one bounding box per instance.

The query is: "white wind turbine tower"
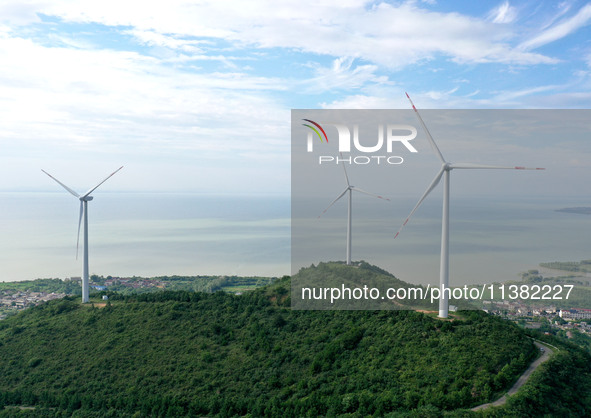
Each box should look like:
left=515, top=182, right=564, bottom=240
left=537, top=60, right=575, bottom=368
left=42, top=166, right=124, bottom=303
left=395, top=93, right=544, bottom=318
left=319, top=158, right=389, bottom=265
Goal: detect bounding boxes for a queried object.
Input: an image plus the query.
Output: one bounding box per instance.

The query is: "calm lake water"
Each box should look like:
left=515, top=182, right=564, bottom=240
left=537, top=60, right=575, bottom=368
left=1, top=192, right=590, bottom=287
left=0, top=192, right=291, bottom=281
left=292, top=194, right=591, bottom=287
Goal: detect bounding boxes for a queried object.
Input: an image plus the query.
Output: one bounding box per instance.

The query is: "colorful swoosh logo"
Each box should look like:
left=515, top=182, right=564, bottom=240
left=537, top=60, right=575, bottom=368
left=302, top=119, right=328, bottom=143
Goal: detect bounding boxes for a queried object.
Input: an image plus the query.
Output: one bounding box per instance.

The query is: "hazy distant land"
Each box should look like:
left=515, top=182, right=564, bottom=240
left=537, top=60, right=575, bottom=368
left=555, top=207, right=591, bottom=215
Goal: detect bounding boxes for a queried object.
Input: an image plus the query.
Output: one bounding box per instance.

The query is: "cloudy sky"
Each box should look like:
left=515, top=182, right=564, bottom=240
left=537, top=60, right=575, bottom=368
left=1, top=0, right=591, bottom=194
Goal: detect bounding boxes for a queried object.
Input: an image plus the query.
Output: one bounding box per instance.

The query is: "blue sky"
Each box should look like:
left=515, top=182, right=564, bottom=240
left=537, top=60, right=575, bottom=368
left=1, top=0, right=591, bottom=194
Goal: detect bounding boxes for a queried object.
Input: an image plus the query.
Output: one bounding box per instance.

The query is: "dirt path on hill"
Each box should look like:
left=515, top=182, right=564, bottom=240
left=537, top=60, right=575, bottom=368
left=471, top=342, right=553, bottom=411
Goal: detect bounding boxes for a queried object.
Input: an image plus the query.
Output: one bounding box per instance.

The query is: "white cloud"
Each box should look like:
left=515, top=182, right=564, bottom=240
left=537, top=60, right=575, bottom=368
left=489, top=1, right=518, bottom=24
left=0, top=30, right=289, bottom=158
left=0, top=0, right=588, bottom=193
left=319, top=84, right=591, bottom=110
left=3, top=0, right=559, bottom=67
left=520, top=3, right=591, bottom=50
left=0, top=1, right=44, bottom=25
left=540, top=1, right=574, bottom=30
left=302, top=57, right=389, bottom=93
left=124, top=29, right=206, bottom=54
left=424, top=87, right=459, bottom=100
left=491, top=85, right=562, bottom=102
left=320, top=93, right=405, bottom=109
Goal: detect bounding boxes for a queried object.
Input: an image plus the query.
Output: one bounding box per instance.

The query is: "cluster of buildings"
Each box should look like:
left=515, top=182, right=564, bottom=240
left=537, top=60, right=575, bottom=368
left=484, top=300, right=591, bottom=321
left=558, top=308, right=591, bottom=320
left=0, top=290, right=65, bottom=319
left=100, top=277, right=165, bottom=289
left=483, top=300, right=558, bottom=317
left=483, top=300, right=591, bottom=337
left=0, top=277, right=169, bottom=320
left=553, top=319, right=591, bottom=335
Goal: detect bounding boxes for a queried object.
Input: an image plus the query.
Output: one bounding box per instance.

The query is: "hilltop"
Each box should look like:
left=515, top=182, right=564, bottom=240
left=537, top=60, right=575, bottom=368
left=291, top=261, right=476, bottom=311
left=0, top=263, right=589, bottom=416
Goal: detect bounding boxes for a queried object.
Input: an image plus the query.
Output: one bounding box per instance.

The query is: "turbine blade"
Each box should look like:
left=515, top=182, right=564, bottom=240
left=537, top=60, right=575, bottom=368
left=394, top=166, right=445, bottom=239
left=82, top=166, right=124, bottom=198
left=41, top=169, right=80, bottom=198
left=405, top=92, right=446, bottom=163
left=76, top=201, right=83, bottom=260
left=351, top=187, right=390, bottom=201
left=451, top=163, right=546, bottom=170
left=318, top=188, right=349, bottom=218
left=340, top=153, right=351, bottom=187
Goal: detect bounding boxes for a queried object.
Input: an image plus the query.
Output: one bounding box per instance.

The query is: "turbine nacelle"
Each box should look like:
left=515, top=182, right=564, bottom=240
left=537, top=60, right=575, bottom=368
left=81, top=196, right=94, bottom=201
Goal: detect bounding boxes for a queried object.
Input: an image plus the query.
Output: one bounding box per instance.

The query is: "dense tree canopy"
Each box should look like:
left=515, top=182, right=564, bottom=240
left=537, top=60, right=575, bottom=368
left=0, top=266, right=588, bottom=417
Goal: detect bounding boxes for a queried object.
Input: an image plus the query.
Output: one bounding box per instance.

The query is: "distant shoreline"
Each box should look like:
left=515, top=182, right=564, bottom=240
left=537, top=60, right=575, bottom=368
left=555, top=207, right=591, bottom=215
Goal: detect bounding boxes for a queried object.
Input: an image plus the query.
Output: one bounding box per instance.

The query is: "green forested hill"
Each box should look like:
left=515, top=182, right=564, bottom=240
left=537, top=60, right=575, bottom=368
left=0, top=265, right=589, bottom=417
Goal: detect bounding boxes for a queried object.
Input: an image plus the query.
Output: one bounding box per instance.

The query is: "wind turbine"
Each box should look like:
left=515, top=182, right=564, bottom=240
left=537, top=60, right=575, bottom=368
left=319, top=158, right=389, bottom=265
left=42, top=166, right=124, bottom=303
left=395, top=93, right=544, bottom=318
